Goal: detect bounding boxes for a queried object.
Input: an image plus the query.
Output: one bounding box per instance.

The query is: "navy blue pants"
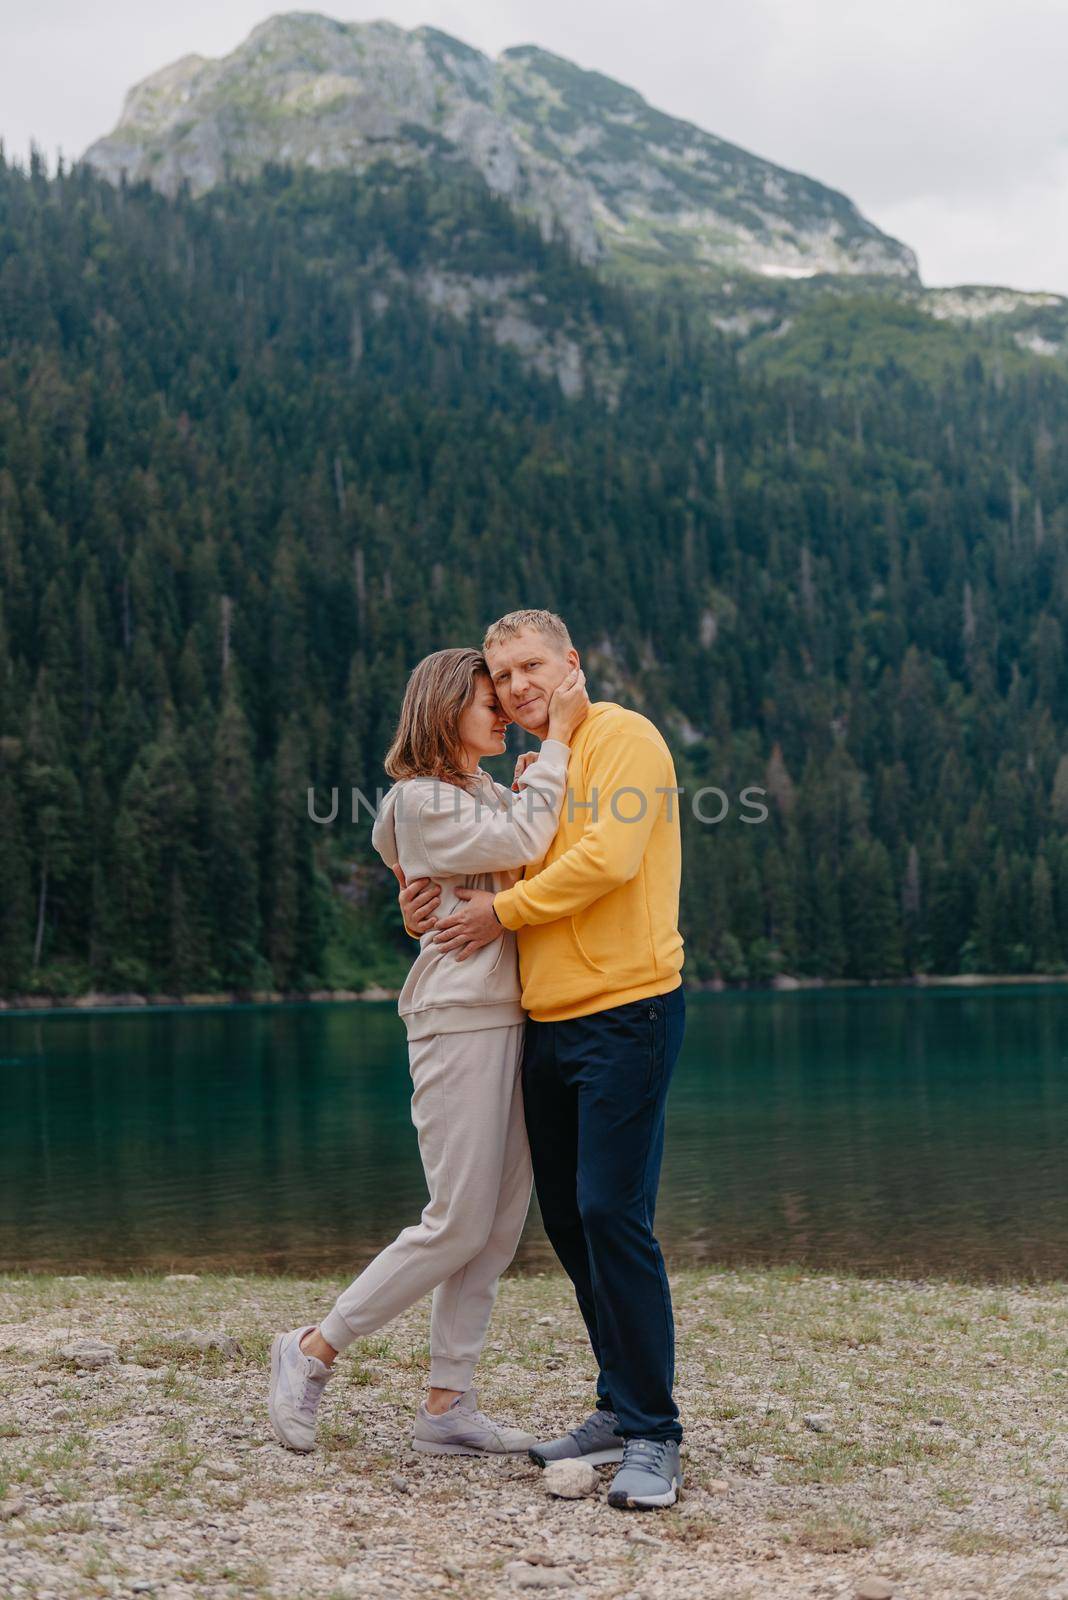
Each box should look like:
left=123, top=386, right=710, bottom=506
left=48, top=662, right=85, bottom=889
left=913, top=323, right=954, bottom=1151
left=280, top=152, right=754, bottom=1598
left=522, top=984, right=686, bottom=1442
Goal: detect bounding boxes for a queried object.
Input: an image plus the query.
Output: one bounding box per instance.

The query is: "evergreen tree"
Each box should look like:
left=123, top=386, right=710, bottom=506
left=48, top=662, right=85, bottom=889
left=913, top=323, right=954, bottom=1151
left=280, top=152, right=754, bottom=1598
left=208, top=688, right=262, bottom=988
left=842, top=840, right=904, bottom=980
left=0, top=769, right=31, bottom=989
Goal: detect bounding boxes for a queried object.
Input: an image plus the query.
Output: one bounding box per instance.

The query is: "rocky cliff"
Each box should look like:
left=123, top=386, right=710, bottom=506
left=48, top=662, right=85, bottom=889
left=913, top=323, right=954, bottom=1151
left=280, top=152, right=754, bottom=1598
left=83, top=12, right=918, bottom=284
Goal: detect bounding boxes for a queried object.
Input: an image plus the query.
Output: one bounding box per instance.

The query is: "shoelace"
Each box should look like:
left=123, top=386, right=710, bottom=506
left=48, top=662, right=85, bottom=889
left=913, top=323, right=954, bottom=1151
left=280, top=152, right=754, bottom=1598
left=621, top=1437, right=670, bottom=1474
left=463, top=1403, right=504, bottom=1434
left=297, top=1359, right=330, bottom=1419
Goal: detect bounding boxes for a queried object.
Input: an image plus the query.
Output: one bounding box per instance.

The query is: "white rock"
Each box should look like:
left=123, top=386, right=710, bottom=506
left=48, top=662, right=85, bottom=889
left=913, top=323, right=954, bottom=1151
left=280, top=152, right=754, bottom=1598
left=163, top=1273, right=199, bottom=1282
left=542, top=1459, right=599, bottom=1499
left=855, top=1580, right=894, bottom=1600
left=506, top=1563, right=576, bottom=1590
left=205, top=1461, right=242, bottom=1481
left=170, top=1328, right=242, bottom=1359
left=60, top=1339, right=118, bottom=1369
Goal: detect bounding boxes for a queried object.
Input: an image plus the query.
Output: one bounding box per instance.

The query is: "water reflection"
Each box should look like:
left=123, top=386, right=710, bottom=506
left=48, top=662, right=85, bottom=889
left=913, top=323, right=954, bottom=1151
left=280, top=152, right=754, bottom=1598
left=2, top=987, right=1066, bottom=1280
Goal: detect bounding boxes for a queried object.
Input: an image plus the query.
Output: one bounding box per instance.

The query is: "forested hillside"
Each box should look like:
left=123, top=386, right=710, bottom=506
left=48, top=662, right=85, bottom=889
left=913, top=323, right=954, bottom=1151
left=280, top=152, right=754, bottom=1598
left=2, top=152, right=1068, bottom=998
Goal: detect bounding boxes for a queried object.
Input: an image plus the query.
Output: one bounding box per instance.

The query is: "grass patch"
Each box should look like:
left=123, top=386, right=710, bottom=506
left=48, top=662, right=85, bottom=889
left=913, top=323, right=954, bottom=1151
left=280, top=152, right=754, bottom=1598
left=796, top=1511, right=876, bottom=1552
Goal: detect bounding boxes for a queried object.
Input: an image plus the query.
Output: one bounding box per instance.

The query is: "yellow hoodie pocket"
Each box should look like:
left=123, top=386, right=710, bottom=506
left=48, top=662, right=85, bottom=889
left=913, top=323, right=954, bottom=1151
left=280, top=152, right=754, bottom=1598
left=568, top=920, right=607, bottom=975
left=572, top=887, right=651, bottom=986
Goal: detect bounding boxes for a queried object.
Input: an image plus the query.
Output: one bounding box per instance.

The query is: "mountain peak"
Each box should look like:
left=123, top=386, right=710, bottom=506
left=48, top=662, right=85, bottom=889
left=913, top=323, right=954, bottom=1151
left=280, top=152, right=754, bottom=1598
left=84, top=11, right=918, bottom=284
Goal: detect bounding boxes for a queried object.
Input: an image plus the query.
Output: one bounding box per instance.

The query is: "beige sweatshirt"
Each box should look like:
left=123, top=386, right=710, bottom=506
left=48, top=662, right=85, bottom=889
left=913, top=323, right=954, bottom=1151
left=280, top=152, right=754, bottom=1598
left=370, top=740, right=570, bottom=1040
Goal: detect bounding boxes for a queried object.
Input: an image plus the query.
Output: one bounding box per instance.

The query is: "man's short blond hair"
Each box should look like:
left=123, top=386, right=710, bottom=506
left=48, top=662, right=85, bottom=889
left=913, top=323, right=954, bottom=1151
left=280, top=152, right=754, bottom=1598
left=482, top=608, right=573, bottom=655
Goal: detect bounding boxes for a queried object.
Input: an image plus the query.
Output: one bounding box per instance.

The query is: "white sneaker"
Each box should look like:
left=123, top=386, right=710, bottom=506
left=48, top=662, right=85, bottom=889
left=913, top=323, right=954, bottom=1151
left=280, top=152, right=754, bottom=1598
left=268, top=1325, right=334, bottom=1452
left=412, top=1389, right=537, bottom=1456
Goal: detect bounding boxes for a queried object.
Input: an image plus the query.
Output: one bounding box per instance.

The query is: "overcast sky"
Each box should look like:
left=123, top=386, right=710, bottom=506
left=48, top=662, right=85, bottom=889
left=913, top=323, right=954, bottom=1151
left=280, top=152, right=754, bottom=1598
left=4, top=0, right=1067, bottom=294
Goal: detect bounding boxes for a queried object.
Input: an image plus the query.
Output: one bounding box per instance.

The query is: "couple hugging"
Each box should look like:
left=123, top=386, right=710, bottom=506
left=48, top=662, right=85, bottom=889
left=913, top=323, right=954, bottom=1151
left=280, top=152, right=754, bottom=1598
left=268, top=609, right=687, bottom=1511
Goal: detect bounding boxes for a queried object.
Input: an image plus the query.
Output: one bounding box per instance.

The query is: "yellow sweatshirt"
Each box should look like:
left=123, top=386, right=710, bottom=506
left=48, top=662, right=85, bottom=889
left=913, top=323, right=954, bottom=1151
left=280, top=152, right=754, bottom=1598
left=493, top=701, right=684, bottom=1022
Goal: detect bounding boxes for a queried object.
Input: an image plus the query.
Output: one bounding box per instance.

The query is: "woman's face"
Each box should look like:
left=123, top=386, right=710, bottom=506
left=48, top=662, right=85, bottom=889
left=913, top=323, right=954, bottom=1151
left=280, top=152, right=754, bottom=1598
left=456, top=674, right=510, bottom=766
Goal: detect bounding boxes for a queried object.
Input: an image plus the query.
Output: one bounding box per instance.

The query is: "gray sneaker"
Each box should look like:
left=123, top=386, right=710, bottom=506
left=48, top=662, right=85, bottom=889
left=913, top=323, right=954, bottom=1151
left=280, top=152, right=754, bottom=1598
left=412, top=1389, right=537, bottom=1456
left=268, top=1325, right=334, bottom=1452
left=607, top=1438, right=682, bottom=1509
left=528, top=1408, right=624, bottom=1468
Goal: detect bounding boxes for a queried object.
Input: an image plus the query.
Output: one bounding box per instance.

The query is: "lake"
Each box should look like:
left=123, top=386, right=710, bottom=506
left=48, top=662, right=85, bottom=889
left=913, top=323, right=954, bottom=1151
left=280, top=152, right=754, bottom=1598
left=2, top=986, right=1066, bottom=1281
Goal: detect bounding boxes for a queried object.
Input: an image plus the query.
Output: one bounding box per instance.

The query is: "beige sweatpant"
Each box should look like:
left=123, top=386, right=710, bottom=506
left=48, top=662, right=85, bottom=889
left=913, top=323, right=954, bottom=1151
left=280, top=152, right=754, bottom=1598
left=318, top=1021, right=531, bottom=1390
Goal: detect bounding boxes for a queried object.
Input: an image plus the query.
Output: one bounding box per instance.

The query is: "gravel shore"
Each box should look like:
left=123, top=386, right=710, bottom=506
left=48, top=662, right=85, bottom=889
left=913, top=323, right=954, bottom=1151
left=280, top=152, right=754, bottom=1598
left=1, top=1267, right=1065, bottom=1599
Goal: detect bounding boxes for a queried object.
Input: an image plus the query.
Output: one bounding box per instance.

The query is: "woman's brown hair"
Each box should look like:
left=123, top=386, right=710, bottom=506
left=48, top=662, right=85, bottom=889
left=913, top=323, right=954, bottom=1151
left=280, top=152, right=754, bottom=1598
left=384, top=648, right=495, bottom=789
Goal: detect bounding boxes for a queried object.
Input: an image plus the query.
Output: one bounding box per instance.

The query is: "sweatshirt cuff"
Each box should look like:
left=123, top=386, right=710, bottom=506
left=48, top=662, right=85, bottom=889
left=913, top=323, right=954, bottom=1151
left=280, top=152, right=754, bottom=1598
left=536, top=738, right=571, bottom=764
left=493, top=886, right=526, bottom=930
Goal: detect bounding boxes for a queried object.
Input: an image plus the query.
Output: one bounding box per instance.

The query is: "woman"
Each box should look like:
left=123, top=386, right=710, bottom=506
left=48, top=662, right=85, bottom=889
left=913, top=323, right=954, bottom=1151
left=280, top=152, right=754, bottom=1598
left=268, top=647, right=588, bottom=1456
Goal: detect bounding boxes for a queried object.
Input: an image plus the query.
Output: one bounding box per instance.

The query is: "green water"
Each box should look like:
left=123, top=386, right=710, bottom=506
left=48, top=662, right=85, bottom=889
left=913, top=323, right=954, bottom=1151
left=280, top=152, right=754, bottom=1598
left=2, top=987, right=1066, bottom=1280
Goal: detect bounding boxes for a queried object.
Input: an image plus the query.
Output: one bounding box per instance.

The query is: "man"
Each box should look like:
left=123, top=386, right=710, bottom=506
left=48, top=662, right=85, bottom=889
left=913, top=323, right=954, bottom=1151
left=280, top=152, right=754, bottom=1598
left=399, top=608, right=687, bottom=1510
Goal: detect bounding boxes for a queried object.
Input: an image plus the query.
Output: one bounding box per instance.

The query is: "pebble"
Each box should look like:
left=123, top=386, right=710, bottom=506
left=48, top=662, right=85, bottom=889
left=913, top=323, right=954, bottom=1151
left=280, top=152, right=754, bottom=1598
left=542, top=1459, right=598, bottom=1499
left=627, top=1530, right=664, bottom=1548
left=708, top=1477, right=731, bottom=1493
left=51, top=1406, right=71, bottom=1423
left=205, top=1461, right=241, bottom=1481
left=536, top=1317, right=553, bottom=1326
left=169, top=1329, right=242, bottom=1359
left=506, top=1563, right=576, bottom=1590
left=803, top=1413, right=833, bottom=1432
left=442, top=1560, right=463, bottom=1579
left=0, top=1498, right=27, bottom=1522
left=130, top=1582, right=155, bottom=1594
left=855, top=1580, right=894, bottom=1600
left=60, top=1339, right=117, bottom=1369
left=163, top=1274, right=199, bottom=1283
left=390, top=1474, right=410, bottom=1494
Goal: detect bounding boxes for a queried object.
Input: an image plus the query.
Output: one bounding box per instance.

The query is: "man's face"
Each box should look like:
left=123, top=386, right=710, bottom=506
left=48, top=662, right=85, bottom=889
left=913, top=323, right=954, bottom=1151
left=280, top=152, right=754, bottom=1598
left=484, top=627, right=580, bottom=735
